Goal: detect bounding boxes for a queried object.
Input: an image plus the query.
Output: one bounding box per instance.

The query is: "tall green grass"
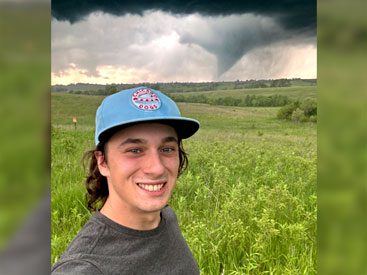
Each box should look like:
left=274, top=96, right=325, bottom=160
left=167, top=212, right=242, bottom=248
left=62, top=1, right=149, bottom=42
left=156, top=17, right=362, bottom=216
left=51, top=93, right=316, bottom=274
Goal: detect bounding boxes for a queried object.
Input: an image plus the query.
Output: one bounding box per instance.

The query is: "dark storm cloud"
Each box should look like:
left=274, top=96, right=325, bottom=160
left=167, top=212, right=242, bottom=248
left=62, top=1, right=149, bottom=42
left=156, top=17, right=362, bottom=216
left=51, top=0, right=316, bottom=32
left=52, top=2, right=316, bottom=83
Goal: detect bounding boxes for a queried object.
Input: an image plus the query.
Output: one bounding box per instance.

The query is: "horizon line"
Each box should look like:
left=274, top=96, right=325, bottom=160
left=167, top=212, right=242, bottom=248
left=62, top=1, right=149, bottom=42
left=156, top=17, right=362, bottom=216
left=51, top=78, right=317, bottom=86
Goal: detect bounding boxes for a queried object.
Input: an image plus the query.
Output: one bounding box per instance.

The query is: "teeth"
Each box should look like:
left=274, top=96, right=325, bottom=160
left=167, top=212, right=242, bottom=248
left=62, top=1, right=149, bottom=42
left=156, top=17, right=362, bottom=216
left=138, top=183, right=164, bottom=191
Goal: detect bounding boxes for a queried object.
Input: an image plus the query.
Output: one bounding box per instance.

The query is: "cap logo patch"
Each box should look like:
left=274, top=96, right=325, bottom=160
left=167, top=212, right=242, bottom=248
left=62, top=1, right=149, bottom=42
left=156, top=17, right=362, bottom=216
left=132, top=88, right=161, bottom=111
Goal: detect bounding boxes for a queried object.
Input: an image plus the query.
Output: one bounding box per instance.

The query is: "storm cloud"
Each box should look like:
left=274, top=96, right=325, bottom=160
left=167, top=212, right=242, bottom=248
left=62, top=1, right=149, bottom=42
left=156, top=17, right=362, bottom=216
left=51, top=0, right=316, bottom=33
left=51, top=1, right=316, bottom=84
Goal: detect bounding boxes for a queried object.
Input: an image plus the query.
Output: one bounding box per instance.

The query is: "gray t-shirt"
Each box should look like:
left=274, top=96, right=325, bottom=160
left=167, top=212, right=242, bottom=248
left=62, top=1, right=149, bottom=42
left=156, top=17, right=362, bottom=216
left=52, top=206, right=199, bottom=274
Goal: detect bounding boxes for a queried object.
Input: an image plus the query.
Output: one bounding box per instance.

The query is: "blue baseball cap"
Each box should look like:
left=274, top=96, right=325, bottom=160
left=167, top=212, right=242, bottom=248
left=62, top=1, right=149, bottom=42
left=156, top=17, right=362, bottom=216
left=95, top=86, right=200, bottom=145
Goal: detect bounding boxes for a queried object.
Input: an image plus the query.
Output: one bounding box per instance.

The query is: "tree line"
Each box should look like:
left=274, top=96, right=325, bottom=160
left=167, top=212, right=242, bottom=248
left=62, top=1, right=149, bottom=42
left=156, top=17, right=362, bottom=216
left=55, top=78, right=316, bottom=94
left=170, top=93, right=317, bottom=123
left=169, top=94, right=291, bottom=107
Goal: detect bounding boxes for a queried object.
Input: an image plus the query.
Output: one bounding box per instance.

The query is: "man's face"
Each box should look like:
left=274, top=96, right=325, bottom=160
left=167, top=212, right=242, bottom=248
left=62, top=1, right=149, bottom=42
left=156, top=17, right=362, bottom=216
left=96, top=123, right=180, bottom=215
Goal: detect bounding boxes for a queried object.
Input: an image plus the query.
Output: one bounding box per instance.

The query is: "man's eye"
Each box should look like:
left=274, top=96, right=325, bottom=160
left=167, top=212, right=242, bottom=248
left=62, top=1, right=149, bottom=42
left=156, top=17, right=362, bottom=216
left=128, top=148, right=142, bottom=154
left=161, top=147, right=175, bottom=153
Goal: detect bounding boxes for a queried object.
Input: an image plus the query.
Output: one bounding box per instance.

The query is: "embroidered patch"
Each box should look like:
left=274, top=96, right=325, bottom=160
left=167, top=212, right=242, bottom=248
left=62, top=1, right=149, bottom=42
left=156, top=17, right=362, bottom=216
left=132, top=88, right=161, bottom=111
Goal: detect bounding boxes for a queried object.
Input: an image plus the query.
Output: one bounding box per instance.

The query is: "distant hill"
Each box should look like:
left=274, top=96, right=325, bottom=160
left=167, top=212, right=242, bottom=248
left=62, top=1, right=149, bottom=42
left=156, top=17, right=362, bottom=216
left=51, top=78, right=316, bottom=95
left=52, top=83, right=106, bottom=93
left=52, top=79, right=316, bottom=109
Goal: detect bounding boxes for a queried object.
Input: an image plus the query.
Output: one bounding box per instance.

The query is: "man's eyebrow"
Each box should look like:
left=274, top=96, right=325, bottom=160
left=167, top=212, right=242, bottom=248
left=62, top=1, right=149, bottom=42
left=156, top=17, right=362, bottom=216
left=163, top=136, right=178, bottom=143
left=119, top=138, right=147, bottom=147
left=118, top=136, right=178, bottom=147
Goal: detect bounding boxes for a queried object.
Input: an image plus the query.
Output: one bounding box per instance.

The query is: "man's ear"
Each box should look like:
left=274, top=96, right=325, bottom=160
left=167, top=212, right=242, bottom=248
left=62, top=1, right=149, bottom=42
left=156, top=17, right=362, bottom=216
left=94, top=151, right=110, bottom=177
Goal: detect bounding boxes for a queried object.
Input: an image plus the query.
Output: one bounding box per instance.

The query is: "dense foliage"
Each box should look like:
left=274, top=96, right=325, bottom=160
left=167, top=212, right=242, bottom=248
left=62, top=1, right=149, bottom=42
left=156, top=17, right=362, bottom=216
left=277, top=99, right=317, bottom=122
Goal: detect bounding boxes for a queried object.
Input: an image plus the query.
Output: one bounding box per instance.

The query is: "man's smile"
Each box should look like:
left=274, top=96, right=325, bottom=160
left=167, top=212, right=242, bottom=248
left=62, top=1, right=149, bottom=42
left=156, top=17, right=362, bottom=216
left=137, top=182, right=167, bottom=193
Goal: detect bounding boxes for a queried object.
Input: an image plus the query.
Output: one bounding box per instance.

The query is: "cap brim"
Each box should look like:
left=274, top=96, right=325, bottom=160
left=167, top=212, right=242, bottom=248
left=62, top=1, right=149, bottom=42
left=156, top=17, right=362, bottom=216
left=98, top=117, right=200, bottom=145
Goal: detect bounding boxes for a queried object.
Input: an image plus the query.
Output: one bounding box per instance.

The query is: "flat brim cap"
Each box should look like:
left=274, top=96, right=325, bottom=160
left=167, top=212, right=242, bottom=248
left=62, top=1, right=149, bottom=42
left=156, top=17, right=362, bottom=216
left=95, top=86, right=200, bottom=145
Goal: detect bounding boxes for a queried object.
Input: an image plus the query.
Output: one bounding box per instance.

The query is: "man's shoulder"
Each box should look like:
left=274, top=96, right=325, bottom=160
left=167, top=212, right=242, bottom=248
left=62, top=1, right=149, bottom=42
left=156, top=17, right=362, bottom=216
left=52, top=258, right=104, bottom=275
left=60, top=213, right=107, bottom=256
left=52, top=213, right=108, bottom=274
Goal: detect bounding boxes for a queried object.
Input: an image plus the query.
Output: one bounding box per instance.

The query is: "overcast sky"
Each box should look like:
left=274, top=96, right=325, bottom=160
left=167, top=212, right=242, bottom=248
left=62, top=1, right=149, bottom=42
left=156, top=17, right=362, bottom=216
left=51, top=1, right=316, bottom=85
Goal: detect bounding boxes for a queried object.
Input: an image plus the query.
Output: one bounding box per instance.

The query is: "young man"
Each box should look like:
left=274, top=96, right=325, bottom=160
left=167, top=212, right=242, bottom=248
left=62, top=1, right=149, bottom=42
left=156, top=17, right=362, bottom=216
left=52, top=87, right=200, bottom=274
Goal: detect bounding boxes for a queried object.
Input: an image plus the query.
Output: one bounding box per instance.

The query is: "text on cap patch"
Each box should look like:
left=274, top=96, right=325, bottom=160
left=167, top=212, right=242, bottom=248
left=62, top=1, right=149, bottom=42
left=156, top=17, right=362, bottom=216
left=132, top=88, right=161, bottom=111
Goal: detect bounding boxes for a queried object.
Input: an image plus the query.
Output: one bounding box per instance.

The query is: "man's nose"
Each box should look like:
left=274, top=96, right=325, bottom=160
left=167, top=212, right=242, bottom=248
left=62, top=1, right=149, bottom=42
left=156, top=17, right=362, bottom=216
left=142, top=151, right=165, bottom=177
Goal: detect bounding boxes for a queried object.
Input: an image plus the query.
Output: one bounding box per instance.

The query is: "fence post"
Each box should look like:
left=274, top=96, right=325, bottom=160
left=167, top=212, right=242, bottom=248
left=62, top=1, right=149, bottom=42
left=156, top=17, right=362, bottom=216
left=72, top=117, right=77, bottom=130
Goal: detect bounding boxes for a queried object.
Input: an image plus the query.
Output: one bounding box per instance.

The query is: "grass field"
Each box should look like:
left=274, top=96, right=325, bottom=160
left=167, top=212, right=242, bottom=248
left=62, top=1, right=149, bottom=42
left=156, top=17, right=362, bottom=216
left=51, top=89, right=316, bottom=274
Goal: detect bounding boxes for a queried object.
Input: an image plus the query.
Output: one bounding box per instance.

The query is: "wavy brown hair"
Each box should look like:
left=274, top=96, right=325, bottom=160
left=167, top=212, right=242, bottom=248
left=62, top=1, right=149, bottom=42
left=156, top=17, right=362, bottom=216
left=83, top=139, right=188, bottom=212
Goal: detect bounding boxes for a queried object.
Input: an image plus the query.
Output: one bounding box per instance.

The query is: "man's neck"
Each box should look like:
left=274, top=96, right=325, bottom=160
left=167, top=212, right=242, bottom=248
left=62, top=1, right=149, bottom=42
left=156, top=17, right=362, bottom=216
left=100, top=199, right=161, bottom=231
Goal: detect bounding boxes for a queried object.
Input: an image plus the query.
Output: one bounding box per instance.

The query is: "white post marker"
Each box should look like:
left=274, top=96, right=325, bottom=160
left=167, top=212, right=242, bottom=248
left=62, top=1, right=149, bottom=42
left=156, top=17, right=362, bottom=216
left=72, top=117, right=77, bottom=130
